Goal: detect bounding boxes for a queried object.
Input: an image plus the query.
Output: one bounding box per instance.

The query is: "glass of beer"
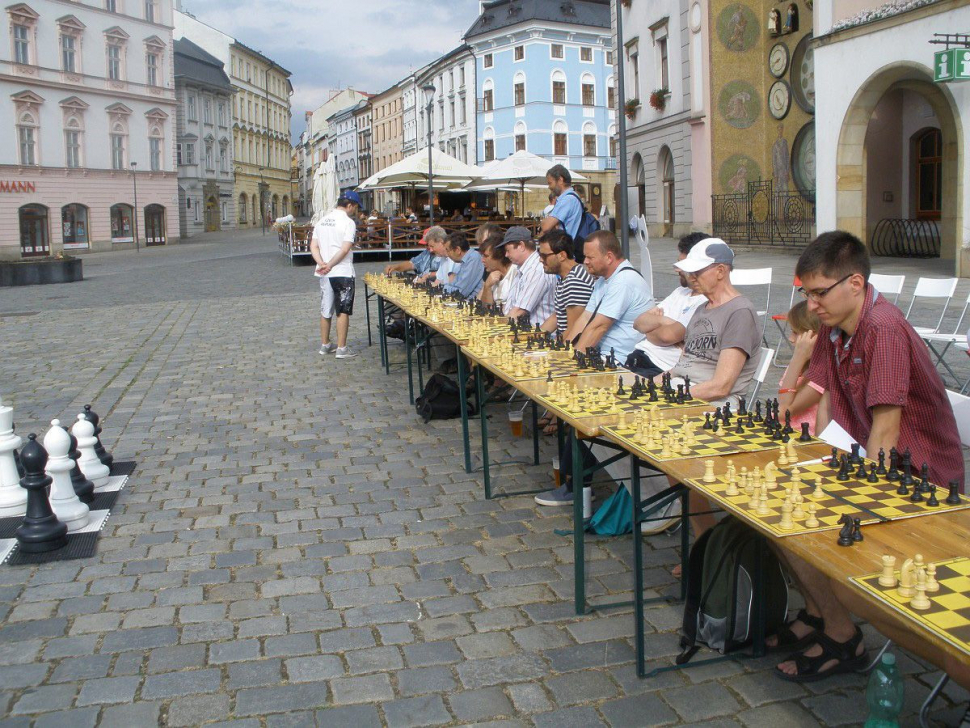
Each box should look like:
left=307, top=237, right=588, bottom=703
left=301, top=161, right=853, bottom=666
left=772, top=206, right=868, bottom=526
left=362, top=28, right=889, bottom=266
left=552, top=456, right=561, bottom=486
left=508, top=409, right=524, bottom=437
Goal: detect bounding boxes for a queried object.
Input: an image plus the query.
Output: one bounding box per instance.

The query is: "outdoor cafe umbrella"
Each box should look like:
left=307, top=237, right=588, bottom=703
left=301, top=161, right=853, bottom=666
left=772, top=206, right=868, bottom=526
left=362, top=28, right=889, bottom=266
left=465, top=150, right=587, bottom=216
left=358, top=147, right=482, bottom=190
left=309, top=153, right=339, bottom=225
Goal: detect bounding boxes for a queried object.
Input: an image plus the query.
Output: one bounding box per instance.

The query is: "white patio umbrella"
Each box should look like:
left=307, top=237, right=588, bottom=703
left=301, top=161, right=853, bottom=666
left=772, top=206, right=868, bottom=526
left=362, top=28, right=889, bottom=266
left=309, top=154, right=339, bottom=225
left=358, top=147, right=482, bottom=190
left=466, top=150, right=587, bottom=215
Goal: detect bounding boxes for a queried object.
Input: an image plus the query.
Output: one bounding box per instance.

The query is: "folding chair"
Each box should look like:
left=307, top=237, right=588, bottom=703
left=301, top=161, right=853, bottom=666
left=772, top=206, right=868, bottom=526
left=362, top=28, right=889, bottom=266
left=868, top=273, right=905, bottom=305
left=921, top=291, right=970, bottom=388
left=730, top=268, right=773, bottom=346
left=749, top=346, right=775, bottom=403
left=903, top=277, right=958, bottom=336
left=634, top=214, right=655, bottom=305
left=769, top=276, right=801, bottom=366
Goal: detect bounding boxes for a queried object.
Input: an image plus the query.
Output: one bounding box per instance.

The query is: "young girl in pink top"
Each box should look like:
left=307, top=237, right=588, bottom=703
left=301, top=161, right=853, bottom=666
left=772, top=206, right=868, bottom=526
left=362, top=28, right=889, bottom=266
left=778, top=301, right=823, bottom=435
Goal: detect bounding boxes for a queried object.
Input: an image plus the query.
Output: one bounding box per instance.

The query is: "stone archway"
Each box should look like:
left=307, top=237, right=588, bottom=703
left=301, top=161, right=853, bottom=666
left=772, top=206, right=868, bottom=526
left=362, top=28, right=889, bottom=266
left=836, top=62, right=962, bottom=269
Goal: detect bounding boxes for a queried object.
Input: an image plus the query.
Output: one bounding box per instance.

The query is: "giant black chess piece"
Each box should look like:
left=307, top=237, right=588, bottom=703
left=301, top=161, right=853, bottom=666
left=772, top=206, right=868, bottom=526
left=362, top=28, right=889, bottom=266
left=14, top=434, right=68, bottom=553
left=81, top=405, right=113, bottom=471
left=68, top=431, right=95, bottom=505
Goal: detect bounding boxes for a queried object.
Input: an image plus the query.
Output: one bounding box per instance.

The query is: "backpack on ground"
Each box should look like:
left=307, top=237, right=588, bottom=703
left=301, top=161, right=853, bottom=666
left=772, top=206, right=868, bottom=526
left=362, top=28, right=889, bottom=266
left=678, top=517, right=789, bottom=662
left=415, top=373, right=476, bottom=422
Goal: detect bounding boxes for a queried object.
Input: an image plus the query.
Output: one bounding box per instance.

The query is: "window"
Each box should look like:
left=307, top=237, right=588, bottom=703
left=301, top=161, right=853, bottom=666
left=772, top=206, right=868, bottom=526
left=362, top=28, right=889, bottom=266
left=582, top=76, right=595, bottom=106
left=111, top=132, right=125, bottom=169
left=13, top=24, right=30, bottom=65
left=111, top=203, right=133, bottom=241
left=105, top=0, right=116, bottom=11
left=608, top=78, right=616, bottom=108
left=222, top=201, right=228, bottom=223
left=514, top=122, right=526, bottom=152
left=217, top=102, right=226, bottom=126
left=460, top=99, right=466, bottom=125
left=483, top=87, right=493, bottom=112
left=220, top=145, right=228, bottom=172
left=203, top=99, right=211, bottom=124
left=483, top=53, right=493, bottom=69
left=187, top=95, right=197, bottom=121
left=144, top=0, right=156, bottom=22
left=146, top=52, right=159, bottom=86
left=65, top=128, right=81, bottom=168
left=551, top=43, right=564, bottom=59
left=580, top=47, right=592, bottom=62
left=239, top=193, right=247, bottom=223
left=61, top=204, right=89, bottom=248
left=19, top=125, right=36, bottom=165
left=659, top=37, right=669, bottom=90
left=459, top=65, right=465, bottom=87
left=205, top=143, right=213, bottom=170
left=449, top=100, right=455, bottom=128
left=61, top=34, right=77, bottom=73
left=150, top=137, right=161, bottom=171
left=514, top=45, right=524, bottom=61
left=176, top=143, right=182, bottom=165
left=514, top=74, right=525, bottom=106
left=107, top=43, right=122, bottom=80
left=630, top=51, right=640, bottom=99
left=610, top=134, right=618, bottom=158
left=583, top=124, right=596, bottom=157
left=553, top=121, right=567, bottom=156
left=185, top=142, right=195, bottom=165
left=483, top=127, right=495, bottom=162
left=606, top=50, right=614, bottom=65
left=552, top=71, right=566, bottom=104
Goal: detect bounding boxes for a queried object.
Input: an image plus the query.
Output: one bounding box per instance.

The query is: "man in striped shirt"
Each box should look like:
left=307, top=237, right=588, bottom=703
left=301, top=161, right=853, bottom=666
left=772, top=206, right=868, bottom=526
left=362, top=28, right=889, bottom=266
left=538, top=230, right=594, bottom=339
left=498, top=226, right=557, bottom=327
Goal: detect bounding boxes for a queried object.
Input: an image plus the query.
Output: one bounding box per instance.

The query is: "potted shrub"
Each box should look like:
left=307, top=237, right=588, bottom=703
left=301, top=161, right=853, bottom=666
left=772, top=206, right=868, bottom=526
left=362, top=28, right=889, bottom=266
left=649, top=88, right=669, bottom=111
left=624, top=98, right=640, bottom=119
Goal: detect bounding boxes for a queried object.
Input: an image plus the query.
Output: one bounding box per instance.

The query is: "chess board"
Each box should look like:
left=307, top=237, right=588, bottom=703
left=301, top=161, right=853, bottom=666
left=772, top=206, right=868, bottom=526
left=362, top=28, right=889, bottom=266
left=686, top=459, right=970, bottom=538
left=850, top=556, right=970, bottom=658
left=530, top=379, right=709, bottom=420
left=604, top=416, right=819, bottom=463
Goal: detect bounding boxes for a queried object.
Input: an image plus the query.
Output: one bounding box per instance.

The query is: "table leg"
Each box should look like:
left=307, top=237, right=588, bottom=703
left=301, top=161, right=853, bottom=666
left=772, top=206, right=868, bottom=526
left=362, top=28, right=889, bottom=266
left=632, top=456, right=646, bottom=677
left=365, top=283, right=373, bottom=347
left=752, top=537, right=767, bottom=658
left=457, top=344, right=472, bottom=474
left=416, top=323, right=425, bottom=396
left=405, top=314, right=415, bottom=405
left=572, top=428, right=586, bottom=615
left=477, top=366, right=492, bottom=499
left=531, top=400, right=540, bottom=466
left=378, top=296, right=389, bottom=373
left=680, top=488, right=690, bottom=602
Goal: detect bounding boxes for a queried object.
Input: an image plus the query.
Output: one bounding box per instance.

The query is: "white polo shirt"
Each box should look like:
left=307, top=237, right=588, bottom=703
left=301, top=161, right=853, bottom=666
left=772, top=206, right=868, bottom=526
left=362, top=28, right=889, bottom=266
left=312, top=207, right=357, bottom=278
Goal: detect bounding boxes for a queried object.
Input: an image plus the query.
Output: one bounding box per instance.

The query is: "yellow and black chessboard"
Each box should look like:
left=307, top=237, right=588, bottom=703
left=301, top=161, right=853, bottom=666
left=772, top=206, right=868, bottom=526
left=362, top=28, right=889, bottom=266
left=603, top=416, right=818, bottom=463
left=850, top=556, right=970, bottom=658
left=687, top=459, right=970, bottom=537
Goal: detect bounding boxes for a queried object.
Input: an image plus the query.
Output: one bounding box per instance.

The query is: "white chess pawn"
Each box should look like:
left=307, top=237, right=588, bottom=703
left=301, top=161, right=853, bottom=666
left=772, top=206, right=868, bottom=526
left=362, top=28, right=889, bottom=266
left=0, top=395, right=27, bottom=517
left=72, top=415, right=110, bottom=489
left=44, top=420, right=90, bottom=531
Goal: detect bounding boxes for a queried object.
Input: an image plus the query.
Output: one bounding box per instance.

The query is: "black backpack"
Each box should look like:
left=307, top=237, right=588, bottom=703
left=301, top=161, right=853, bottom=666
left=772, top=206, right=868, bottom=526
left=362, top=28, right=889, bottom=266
left=415, top=373, right=476, bottom=423
left=561, top=189, right=601, bottom=260
left=678, top=517, right=789, bottom=663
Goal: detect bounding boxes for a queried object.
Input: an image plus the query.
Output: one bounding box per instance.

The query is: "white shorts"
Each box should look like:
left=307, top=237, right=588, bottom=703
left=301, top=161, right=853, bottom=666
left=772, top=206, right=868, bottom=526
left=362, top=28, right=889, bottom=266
left=319, top=276, right=355, bottom=318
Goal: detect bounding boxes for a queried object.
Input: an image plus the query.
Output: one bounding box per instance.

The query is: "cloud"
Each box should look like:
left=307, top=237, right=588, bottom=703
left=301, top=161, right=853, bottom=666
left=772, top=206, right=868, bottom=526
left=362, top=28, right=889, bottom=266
left=179, top=0, right=481, bottom=141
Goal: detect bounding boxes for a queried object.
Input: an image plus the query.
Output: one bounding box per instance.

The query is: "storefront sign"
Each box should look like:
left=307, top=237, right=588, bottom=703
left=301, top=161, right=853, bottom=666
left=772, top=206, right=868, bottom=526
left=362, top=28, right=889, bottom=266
left=0, top=181, right=35, bottom=193
left=935, top=48, right=970, bottom=83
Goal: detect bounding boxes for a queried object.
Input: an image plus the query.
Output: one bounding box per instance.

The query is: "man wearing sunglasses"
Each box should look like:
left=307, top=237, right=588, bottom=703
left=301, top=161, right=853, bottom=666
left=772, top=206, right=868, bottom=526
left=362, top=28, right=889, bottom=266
left=772, top=230, right=963, bottom=683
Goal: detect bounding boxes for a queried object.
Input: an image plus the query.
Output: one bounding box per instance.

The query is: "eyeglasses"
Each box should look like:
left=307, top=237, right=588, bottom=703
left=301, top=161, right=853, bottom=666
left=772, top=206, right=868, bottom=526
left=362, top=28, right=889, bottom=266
left=798, top=273, right=852, bottom=302
left=538, top=250, right=558, bottom=259
left=684, top=264, right=715, bottom=278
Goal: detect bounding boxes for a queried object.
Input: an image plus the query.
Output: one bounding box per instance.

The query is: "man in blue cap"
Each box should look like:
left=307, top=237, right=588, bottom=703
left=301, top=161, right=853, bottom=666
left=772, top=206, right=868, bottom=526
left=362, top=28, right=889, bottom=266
left=311, top=190, right=362, bottom=359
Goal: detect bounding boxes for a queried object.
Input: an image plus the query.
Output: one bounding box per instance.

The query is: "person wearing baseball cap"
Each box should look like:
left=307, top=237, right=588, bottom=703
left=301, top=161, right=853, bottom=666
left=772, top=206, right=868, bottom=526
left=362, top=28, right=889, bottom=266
left=384, top=227, right=442, bottom=277
left=497, top=226, right=557, bottom=325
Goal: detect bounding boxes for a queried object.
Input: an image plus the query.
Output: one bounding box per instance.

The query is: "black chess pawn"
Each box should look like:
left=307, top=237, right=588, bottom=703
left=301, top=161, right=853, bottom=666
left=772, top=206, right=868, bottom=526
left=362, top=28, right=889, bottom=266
left=829, top=447, right=840, bottom=469
left=703, top=412, right=712, bottom=430
left=918, top=463, right=932, bottom=494
left=896, top=479, right=910, bottom=496
left=852, top=518, right=863, bottom=542
left=876, top=449, right=887, bottom=476
left=837, top=515, right=854, bottom=546
left=14, top=434, right=68, bottom=553
left=771, top=425, right=782, bottom=441
left=746, top=413, right=755, bottom=428
left=867, top=464, right=879, bottom=483
left=799, top=422, right=811, bottom=442
left=713, top=407, right=722, bottom=422
left=927, top=485, right=940, bottom=507
left=946, top=481, right=963, bottom=505
left=855, top=460, right=868, bottom=480
left=546, top=370, right=553, bottom=383
left=616, top=380, right=625, bottom=397
left=735, top=420, right=744, bottom=435
left=723, top=402, right=732, bottom=419
left=910, top=485, right=924, bottom=503
left=886, top=448, right=900, bottom=482
left=711, top=419, right=720, bottom=433
left=68, top=431, right=95, bottom=504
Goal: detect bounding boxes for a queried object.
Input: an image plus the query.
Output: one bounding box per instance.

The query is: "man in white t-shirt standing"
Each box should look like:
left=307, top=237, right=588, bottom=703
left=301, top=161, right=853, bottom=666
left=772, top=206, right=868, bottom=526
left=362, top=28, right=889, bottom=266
left=311, top=190, right=362, bottom=360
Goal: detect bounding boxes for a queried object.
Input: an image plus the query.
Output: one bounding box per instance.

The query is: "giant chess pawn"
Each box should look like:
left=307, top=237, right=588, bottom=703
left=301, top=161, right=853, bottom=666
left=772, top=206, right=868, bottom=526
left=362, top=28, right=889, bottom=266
left=72, top=415, right=109, bottom=490
left=14, top=434, right=68, bottom=553
left=0, top=395, right=27, bottom=517
left=44, top=421, right=90, bottom=531
left=81, top=405, right=113, bottom=471
left=68, top=430, right=95, bottom=504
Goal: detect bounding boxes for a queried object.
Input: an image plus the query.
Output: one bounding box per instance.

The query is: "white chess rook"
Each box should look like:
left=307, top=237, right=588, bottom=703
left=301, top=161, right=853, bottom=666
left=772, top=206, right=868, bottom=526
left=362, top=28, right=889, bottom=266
left=0, top=395, right=27, bottom=517
left=72, top=415, right=109, bottom=490
left=44, top=420, right=90, bottom=531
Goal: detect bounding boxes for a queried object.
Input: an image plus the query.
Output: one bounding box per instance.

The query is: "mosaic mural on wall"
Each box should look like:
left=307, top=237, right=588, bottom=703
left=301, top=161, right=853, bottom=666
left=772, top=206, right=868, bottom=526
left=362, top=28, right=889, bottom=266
left=719, top=153, right=763, bottom=194
left=717, top=3, right=760, bottom=52
left=719, top=80, right=761, bottom=128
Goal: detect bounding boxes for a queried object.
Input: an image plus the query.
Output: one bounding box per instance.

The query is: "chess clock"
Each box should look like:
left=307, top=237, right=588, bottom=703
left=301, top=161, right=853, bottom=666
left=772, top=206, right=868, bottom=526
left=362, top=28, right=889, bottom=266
left=768, top=80, right=792, bottom=120
left=790, top=34, right=815, bottom=113
left=768, top=42, right=789, bottom=78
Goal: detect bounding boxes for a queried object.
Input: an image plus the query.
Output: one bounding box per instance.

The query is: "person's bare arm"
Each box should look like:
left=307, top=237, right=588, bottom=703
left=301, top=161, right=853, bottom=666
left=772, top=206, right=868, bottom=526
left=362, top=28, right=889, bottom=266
left=574, top=314, right=615, bottom=351
left=782, top=384, right=823, bottom=420
left=384, top=261, right=414, bottom=275
left=689, top=348, right=748, bottom=401
left=539, top=215, right=560, bottom=234
left=564, top=305, right=585, bottom=336
left=479, top=271, right=501, bottom=303
left=815, top=392, right=831, bottom=434
left=564, top=309, right=593, bottom=342
left=866, top=405, right=902, bottom=459
left=634, top=307, right=685, bottom=346
left=310, top=236, right=328, bottom=275
left=507, top=306, right=528, bottom=319
left=540, top=314, right=557, bottom=333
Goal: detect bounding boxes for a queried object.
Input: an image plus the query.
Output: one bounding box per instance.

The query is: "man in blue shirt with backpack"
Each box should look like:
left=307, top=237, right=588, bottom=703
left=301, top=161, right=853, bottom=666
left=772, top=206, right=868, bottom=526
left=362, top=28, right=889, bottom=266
left=540, top=164, right=598, bottom=262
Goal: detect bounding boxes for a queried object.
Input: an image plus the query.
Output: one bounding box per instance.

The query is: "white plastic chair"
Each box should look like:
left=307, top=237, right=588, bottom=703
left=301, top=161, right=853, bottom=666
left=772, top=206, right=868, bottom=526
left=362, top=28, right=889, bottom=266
left=770, top=275, right=801, bottom=366
left=730, top=268, right=773, bottom=344
left=634, top=214, right=654, bottom=305
left=868, top=273, right=906, bottom=305
left=904, top=277, right=958, bottom=335
left=749, top=346, right=775, bottom=403
left=922, top=290, right=970, bottom=387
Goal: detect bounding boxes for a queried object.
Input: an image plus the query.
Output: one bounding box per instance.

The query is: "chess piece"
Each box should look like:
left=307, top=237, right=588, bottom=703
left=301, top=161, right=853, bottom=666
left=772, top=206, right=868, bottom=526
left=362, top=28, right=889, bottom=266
left=900, top=449, right=914, bottom=486
left=910, top=484, right=923, bottom=503
left=911, top=569, right=931, bottom=610
left=790, top=466, right=801, bottom=484
left=783, top=410, right=793, bottom=435
left=829, top=447, right=840, bottom=470
left=787, top=439, right=798, bottom=463
left=812, top=476, right=824, bottom=500
left=779, top=499, right=794, bottom=530
left=805, top=503, right=819, bottom=528
left=946, top=481, right=963, bottom=505
left=82, top=405, right=113, bottom=471
left=757, top=489, right=770, bottom=516
left=878, top=555, right=897, bottom=588
left=754, top=400, right=763, bottom=422
left=14, top=434, right=68, bottom=553
left=702, top=459, right=716, bottom=484
left=897, top=559, right=916, bottom=599
left=918, top=463, right=932, bottom=494
left=763, top=462, right=779, bottom=488
left=849, top=443, right=862, bottom=465
left=876, top=449, right=887, bottom=475
left=852, top=518, right=863, bottom=542
left=44, top=421, right=90, bottom=531
left=867, top=464, right=879, bottom=483
left=886, top=448, right=900, bottom=482
left=837, top=514, right=854, bottom=546
left=777, top=445, right=789, bottom=466
left=0, top=394, right=27, bottom=518
left=926, top=485, right=939, bottom=507
left=703, top=412, right=712, bottom=430
left=799, top=422, right=811, bottom=442
left=837, top=455, right=851, bottom=481
left=855, top=459, right=868, bottom=480
left=72, top=416, right=110, bottom=490
left=926, top=564, right=939, bottom=592
left=725, top=477, right=740, bottom=497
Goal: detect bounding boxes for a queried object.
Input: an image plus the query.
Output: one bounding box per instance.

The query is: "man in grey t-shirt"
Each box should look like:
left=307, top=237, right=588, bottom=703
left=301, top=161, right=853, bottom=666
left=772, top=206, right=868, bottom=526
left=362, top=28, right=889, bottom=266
left=667, top=239, right=761, bottom=407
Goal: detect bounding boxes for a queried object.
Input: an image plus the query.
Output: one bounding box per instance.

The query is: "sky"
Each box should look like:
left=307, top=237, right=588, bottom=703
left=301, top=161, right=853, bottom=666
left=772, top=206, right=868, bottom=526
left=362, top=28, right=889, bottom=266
left=179, top=0, right=483, bottom=143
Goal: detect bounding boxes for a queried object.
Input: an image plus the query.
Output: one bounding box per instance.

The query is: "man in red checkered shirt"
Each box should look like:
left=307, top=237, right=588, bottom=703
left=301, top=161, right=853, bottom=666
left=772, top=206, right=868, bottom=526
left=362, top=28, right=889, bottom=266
left=770, top=231, right=964, bottom=683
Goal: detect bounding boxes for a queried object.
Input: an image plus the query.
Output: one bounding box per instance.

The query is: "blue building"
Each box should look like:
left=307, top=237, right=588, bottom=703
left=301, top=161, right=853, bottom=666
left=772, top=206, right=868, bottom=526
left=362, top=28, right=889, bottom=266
left=465, top=0, right=617, bottom=216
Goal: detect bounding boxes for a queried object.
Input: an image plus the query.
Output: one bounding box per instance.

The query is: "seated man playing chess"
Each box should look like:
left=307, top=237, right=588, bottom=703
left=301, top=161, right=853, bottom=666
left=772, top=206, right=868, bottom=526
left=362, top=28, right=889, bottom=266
left=769, top=231, right=964, bottom=682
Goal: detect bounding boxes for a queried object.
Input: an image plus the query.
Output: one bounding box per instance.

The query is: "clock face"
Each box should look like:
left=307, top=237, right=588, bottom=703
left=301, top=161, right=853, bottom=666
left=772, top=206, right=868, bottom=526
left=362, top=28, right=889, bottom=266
left=791, top=34, right=815, bottom=113
left=769, top=42, right=789, bottom=78
left=769, top=80, right=791, bottom=120
left=791, top=121, right=816, bottom=202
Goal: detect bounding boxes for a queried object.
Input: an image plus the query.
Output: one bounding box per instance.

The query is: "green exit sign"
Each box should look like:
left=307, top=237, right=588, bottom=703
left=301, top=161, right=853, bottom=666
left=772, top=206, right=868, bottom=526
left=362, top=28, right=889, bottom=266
left=935, top=48, right=970, bottom=82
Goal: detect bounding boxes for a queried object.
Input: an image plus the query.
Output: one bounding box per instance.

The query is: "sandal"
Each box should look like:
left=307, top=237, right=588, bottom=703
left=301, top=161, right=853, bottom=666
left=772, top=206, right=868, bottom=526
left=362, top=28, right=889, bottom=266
left=768, top=609, right=824, bottom=653
left=774, top=626, right=868, bottom=683
left=537, top=411, right=553, bottom=428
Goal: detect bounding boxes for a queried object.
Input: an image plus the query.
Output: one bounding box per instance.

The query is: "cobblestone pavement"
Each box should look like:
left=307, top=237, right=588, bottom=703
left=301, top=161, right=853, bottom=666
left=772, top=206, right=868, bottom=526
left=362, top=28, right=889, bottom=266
left=0, top=229, right=967, bottom=727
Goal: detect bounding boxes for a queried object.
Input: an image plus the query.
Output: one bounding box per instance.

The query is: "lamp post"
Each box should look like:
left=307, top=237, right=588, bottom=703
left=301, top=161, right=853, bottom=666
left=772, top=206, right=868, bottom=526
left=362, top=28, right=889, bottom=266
left=614, top=0, right=631, bottom=259
left=421, top=84, right=435, bottom=224
left=258, top=167, right=266, bottom=236
left=130, top=162, right=140, bottom=252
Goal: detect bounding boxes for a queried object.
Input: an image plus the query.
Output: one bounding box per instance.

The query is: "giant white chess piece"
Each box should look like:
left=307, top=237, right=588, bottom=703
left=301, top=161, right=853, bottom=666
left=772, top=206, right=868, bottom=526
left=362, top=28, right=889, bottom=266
left=72, top=415, right=109, bottom=490
left=0, top=395, right=26, bottom=517
left=44, top=420, right=90, bottom=531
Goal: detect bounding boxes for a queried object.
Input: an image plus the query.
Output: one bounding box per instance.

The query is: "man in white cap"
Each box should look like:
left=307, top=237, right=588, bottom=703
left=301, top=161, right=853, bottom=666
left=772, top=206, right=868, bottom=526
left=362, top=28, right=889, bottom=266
left=667, top=237, right=761, bottom=407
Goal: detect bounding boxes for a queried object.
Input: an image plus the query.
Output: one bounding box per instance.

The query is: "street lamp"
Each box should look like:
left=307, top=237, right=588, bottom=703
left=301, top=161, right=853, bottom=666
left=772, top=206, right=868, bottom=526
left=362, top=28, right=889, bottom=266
left=258, top=167, right=266, bottom=236
left=130, top=161, right=140, bottom=252
left=421, top=84, right=435, bottom=225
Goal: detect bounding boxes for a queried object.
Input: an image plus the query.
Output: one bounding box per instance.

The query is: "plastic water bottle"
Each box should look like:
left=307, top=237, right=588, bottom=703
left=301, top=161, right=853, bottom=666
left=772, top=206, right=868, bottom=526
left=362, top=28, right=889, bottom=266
left=864, top=653, right=905, bottom=727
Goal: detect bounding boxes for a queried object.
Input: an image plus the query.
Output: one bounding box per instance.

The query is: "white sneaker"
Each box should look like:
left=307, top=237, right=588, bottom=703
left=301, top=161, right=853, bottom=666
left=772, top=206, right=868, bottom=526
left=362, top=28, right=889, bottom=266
left=318, top=343, right=336, bottom=355
left=640, top=498, right=682, bottom=535
left=335, top=346, right=359, bottom=359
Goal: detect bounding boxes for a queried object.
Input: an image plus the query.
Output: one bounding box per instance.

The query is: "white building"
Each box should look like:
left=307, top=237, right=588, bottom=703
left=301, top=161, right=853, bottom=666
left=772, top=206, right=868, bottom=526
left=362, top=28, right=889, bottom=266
left=327, top=104, right=359, bottom=191
left=1, top=0, right=180, bottom=258
left=813, top=0, right=970, bottom=275
left=401, top=70, right=422, bottom=157
left=417, top=44, right=477, bottom=165
left=353, top=99, right=373, bottom=209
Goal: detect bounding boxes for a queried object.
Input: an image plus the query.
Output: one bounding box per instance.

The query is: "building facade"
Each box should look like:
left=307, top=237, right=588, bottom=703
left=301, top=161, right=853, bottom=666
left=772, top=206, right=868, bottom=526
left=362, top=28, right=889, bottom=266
left=1, top=0, right=180, bottom=259
left=465, top=0, right=617, bottom=216
left=173, top=37, right=233, bottom=237
left=813, top=0, right=969, bottom=275
left=370, top=82, right=404, bottom=214
left=327, top=104, right=359, bottom=192
left=417, top=45, right=477, bottom=165
left=174, top=11, right=293, bottom=228
left=401, top=71, right=422, bottom=157
left=353, top=99, right=373, bottom=209
left=302, top=87, right=368, bottom=217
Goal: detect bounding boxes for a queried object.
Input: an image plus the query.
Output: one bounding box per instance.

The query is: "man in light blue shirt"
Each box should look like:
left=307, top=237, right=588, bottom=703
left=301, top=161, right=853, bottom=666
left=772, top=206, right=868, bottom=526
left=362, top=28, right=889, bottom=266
left=539, top=164, right=584, bottom=259
left=442, top=231, right=484, bottom=298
